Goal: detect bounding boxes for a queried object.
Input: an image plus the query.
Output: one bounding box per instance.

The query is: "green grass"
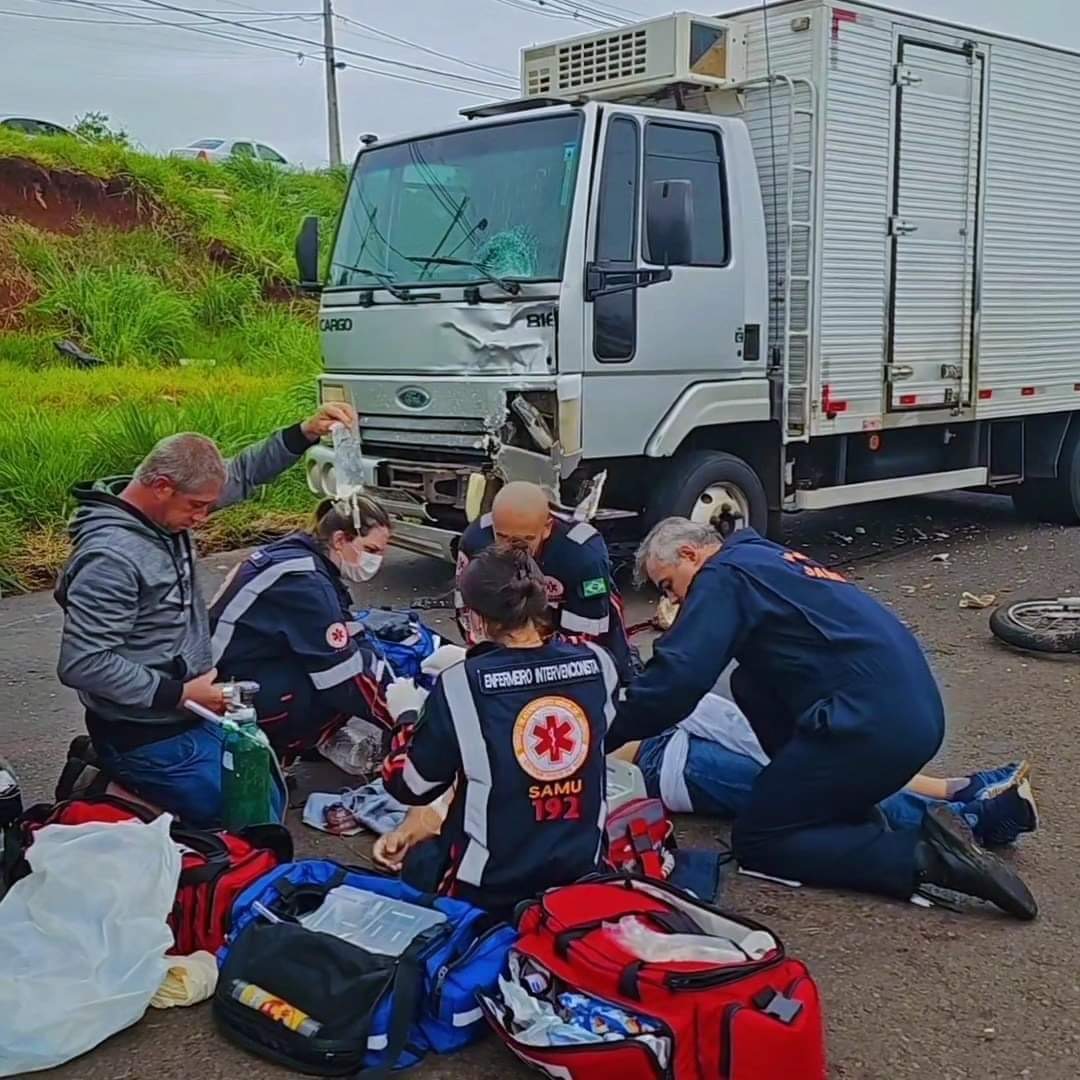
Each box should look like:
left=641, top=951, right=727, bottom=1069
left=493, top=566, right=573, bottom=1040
left=0, top=380, right=318, bottom=593
left=0, top=128, right=347, bottom=281
left=0, top=134, right=339, bottom=592
left=32, top=267, right=196, bottom=365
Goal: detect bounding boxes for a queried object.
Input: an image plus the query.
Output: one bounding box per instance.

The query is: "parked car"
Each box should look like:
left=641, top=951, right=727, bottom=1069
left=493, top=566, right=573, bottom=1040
left=0, top=115, right=77, bottom=138
left=169, top=138, right=288, bottom=165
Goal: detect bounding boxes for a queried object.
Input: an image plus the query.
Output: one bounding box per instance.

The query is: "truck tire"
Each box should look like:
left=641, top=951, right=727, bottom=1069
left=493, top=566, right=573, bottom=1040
left=646, top=451, right=768, bottom=537
left=989, top=598, right=1080, bottom=654
left=1012, top=422, right=1080, bottom=524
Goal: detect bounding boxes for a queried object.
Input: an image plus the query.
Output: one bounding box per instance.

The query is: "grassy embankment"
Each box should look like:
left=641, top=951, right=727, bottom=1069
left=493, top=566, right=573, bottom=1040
left=0, top=131, right=347, bottom=592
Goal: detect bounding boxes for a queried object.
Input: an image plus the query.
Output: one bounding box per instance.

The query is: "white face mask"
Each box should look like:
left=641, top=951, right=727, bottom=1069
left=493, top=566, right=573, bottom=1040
left=335, top=545, right=383, bottom=583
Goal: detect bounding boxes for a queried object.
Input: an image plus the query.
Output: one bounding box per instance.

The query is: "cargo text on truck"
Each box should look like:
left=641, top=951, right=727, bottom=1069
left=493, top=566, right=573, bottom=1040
left=295, top=1, right=1080, bottom=562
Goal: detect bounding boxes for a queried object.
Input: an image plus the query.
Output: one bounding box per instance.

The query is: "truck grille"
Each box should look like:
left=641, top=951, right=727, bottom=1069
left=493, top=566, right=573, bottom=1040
left=358, top=412, right=492, bottom=458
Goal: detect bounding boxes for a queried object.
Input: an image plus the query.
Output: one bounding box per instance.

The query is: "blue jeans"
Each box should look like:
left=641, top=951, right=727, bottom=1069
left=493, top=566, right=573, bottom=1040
left=97, top=721, right=286, bottom=829
left=636, top=732, right=976, bottom=838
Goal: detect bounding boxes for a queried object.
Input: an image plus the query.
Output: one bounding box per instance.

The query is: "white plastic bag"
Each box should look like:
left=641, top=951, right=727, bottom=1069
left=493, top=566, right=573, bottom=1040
left=0, top=815, right=180, bottom=1076
left=318, top=715, right=384, bottom=776
left=150, top=951, right=218, bottom=1009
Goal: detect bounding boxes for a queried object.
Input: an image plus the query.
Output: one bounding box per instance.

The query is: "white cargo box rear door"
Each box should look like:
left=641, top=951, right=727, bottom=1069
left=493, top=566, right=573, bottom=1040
left=887, top=40, right=983, bottom=412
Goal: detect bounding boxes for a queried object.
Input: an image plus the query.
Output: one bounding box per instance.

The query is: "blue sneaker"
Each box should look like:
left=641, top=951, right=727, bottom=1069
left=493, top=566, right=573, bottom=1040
left=973, top=779, right=1039, bottom=848
left=960, top=760, right=1030, bottom=803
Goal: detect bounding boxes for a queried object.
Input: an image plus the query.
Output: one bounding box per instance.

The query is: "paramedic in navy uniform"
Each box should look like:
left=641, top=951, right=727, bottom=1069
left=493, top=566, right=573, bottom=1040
left=455, top=481, right=635, bottom=682
left=208, top=494, right=393, bottom=756
left=383, top=544, right=619, bottom=917
left=609, top=517, right=1037, bottom=921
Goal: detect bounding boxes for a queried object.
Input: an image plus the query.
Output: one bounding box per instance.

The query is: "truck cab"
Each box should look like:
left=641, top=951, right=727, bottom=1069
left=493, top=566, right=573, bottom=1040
left=301, top=91, right=772, bottom=560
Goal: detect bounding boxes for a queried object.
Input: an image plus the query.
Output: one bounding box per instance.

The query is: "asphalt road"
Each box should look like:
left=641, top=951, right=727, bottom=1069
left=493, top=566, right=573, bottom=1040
left=3, top=492, right=1078, bottom=1080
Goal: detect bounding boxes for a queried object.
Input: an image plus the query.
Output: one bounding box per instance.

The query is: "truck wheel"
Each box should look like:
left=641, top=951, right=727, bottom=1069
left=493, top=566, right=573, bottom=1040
left=646, top=451, right=768, bottom=537
left=1012, top=423, right=1080, bottom=525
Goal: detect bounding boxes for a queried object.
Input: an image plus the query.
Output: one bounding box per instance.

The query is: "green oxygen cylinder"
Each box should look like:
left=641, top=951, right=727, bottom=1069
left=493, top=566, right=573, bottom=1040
left=218, top=681, right=278, bottom=830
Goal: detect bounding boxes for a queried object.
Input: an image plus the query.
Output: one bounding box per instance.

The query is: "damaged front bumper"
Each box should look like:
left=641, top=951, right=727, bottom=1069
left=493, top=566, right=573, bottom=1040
left=308, top=372, right=585, bottom=561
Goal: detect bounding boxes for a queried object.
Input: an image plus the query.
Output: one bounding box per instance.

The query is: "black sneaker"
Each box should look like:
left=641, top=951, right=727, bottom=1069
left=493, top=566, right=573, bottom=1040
left=916, top=805, right=1037, bottom=921
left=977, top=780, right=1039, bottom=848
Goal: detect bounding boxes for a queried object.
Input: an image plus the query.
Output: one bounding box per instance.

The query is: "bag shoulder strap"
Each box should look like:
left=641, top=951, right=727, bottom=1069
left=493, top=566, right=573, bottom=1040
left=269, top=865, right=349, bottom=917
left=356, top=946, right=425, bottom=1080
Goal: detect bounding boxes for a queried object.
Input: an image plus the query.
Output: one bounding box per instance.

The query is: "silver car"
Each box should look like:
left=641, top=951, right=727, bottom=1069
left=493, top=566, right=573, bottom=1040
left=0, top=115, right=77, bottom=138
left=169, top=138, right=288, bottom=166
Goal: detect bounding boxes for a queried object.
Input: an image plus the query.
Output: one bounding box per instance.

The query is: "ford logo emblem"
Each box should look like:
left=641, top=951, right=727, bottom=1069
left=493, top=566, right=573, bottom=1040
left=397, top=386, right=431, bottom=410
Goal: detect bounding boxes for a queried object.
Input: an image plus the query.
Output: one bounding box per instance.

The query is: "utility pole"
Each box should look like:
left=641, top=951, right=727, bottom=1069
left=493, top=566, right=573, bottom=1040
left=322, top=0, right=343, bottom=167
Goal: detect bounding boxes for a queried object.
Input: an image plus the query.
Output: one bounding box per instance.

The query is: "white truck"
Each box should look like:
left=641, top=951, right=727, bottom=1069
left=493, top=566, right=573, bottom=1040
left=296, top=1, right=1080, bottom=561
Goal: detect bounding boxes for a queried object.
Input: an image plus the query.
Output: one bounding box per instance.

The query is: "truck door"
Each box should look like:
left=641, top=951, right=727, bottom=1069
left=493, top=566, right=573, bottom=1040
left=581, top=111, right=749, bottom=458
left=887, top=40, right=985, bottom=411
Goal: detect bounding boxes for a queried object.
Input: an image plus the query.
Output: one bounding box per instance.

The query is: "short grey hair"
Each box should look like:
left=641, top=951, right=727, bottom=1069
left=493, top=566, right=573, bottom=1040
left=133, top=433, right=227, bottom=493
left=634, top=517, right=721, bottom=586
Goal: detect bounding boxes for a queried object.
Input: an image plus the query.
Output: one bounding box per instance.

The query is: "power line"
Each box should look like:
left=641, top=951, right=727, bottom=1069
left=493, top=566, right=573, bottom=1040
left=488, top=0, right=615, bottom=28
left=33, top=0, right=498, bottom=93
left=333, top=12, right=513, bottom=80
left=34, top=0, right=328, bottom=54
left=489, top=0, right=605, bottom=25
left=25, top=1, right=315, bottom=9
left=37, top=0, right=512, bottom=94
left=126, top=0, right=517, bottom=89
left=2, top=5, right=312, bottom=21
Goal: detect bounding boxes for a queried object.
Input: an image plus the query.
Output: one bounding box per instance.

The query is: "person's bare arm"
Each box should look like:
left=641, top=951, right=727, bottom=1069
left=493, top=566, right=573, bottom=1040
left=373, top=787, right=453, bottom=871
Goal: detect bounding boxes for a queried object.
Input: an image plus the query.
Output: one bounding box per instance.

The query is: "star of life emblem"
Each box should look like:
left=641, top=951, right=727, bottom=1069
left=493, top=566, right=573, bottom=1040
left=512, top=696, right=590, bottom=782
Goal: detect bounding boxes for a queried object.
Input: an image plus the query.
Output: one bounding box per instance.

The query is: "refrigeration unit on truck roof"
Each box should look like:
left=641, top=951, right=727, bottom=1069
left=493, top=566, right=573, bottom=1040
left=521, top=11, right=748, bottom=99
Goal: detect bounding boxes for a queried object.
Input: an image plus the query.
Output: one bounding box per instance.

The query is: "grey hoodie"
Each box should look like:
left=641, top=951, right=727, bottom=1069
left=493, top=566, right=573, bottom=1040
left=55, top=425, right=315, bottom=738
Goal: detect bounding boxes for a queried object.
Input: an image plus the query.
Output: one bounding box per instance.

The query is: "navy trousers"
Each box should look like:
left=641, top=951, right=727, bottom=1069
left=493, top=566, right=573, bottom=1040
left=730, top=673, right=945, bottom=899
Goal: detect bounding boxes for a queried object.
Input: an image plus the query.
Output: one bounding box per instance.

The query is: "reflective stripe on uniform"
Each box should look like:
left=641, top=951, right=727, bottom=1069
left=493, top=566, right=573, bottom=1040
left=309, top=649, right=366, bottom=689
left=441, top=662, right=491, bottom=887
left=584, top=641, right=619, bottom=731
left=403, top=756, right=445, bottom=798
left=210, top=556, right=315, bottom=663
left=566, top=521, right=597, bottom=544
left=479, top=513, right=493, bottom=529
left=584, top=640, right=614, bottom=862
left=560, top=609, right=609, bottom=635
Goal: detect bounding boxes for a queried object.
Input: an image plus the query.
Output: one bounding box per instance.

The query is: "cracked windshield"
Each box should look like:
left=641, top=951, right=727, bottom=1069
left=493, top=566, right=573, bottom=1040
left=330, top=113, right=583, bottom=290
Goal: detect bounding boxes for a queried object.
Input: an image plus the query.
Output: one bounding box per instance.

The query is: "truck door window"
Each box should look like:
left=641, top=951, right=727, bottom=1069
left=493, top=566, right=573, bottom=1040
left=594, top=117, right=639, bottom=362
left=643, top=123, right=728, bottom=266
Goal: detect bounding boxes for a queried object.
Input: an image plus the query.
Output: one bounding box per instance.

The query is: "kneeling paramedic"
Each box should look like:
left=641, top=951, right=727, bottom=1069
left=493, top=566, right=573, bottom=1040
left=382, top=545, right=619, bottom=918
left=609, top=518, right=1037, bottom=920
left=455, top=481, right=636, bottom=682
left=209, top=494, right=393, bottom=757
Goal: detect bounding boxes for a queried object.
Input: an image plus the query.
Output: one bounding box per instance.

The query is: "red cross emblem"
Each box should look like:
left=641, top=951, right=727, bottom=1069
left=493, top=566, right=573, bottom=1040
left=532, top=714, right=575, bottom=764
left=326, top=622, right=349, bottom=649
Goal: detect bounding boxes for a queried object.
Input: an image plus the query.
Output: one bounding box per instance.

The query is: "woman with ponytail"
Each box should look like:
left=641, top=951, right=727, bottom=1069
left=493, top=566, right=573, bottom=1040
left=207, top=493, right=394, bottom=756
left=379, top=544, right=619, bottom=917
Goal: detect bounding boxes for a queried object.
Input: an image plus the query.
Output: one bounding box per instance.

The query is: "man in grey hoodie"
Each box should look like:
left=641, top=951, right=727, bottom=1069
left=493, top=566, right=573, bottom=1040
left=55, top=403, right=354, bottom=826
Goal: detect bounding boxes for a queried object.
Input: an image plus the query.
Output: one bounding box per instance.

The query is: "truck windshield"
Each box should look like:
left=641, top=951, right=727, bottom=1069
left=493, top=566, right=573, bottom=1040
left=329, top=113, right=583, bottom=290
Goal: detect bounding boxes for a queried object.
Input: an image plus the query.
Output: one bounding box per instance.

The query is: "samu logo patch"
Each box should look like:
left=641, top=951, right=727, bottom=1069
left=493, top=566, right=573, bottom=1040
left=581, top=577, right=608, bottom=598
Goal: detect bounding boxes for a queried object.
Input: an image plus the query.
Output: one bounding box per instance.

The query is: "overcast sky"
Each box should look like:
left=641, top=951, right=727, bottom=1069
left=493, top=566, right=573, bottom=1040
left=3, top=0, right=1078, bottom=166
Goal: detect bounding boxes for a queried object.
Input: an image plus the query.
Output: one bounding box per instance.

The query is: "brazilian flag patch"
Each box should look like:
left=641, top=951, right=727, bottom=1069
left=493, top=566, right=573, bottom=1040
left=581, top=577, right=608, bottom=598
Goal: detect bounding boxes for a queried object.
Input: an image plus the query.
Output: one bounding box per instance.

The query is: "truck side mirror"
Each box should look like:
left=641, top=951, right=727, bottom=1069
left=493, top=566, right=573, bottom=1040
left=645, top=179, right=694, bottom=267
left=295, top=214, right=321, bottom=291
